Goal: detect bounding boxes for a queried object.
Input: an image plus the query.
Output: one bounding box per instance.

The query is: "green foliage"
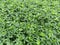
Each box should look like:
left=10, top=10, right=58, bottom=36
left=0, top=0, right=60, bottom=45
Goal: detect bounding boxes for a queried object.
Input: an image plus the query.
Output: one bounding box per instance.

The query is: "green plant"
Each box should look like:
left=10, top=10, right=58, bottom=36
left=0, top=0, right=60, bottom=45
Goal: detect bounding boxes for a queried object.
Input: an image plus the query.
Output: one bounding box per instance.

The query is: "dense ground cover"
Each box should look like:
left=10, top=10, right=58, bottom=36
left=0, top=0, right=60, bottom=45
